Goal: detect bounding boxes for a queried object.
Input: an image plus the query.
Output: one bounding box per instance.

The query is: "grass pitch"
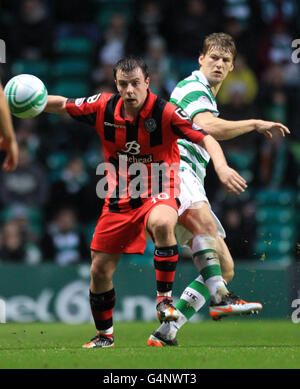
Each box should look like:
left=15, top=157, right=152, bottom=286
left=0, top=320, right=299, bottom=369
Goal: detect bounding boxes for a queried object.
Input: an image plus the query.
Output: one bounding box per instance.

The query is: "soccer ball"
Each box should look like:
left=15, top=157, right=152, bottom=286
left=4, top=74, right=48, bottom=118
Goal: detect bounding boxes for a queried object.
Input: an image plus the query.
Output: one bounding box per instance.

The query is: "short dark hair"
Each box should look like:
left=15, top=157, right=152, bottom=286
left=202, top=32, right=237, bottom=61
left=113, top=55, right=149, bottom=80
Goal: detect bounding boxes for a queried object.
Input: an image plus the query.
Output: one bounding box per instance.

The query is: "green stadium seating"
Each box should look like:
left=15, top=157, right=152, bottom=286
left=227, top=150, right=255, bottom=170
left=94, top=0, right=133, bottom=28
left=256, top=188, right=296, bottom=206
left=225, top=150, right=256, bottom=183
left=53, top=58, right=92, bottom=78
left=257, top=224, right=296, bottom=241
left=54, top=37, right=94, bottom=57
left=254, top=238, right=294, bottom=258
left=51, top=80, right=90, bottom=98
left=11, top=60, right=50, bottom=83
left=256, top=206, right=294, bottom=224
left=254, top=188, right=296, bottom=262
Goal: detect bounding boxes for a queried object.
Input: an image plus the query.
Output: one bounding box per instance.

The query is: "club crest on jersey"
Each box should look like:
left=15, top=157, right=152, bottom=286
left=144, top=118, right=157, bottom=133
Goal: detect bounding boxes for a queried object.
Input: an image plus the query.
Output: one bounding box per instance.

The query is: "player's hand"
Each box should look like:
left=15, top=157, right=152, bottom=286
left=216, top=164, right=247, bottom=195
left=0, top=136, right=19, bottom=172
left=255, top=120, right=290, bottom=138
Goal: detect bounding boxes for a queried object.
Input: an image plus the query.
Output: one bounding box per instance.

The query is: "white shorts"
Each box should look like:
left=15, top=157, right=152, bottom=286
left=175, top=167, right=226, bottom=247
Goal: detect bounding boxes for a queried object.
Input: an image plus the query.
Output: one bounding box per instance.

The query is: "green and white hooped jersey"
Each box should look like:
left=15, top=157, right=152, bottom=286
left=170, top=70, right=219, bottom=182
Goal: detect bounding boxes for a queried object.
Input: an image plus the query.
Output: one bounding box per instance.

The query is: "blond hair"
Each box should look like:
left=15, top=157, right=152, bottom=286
left=202, top=32, right=237, bottom=61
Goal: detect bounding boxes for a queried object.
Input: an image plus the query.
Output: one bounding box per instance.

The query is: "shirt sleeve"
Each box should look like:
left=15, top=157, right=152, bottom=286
left=65, top=93, right=104, bottom=127
left=176, top=84, right=219, bottom=120
left=170, top=106, right=207, bottom=144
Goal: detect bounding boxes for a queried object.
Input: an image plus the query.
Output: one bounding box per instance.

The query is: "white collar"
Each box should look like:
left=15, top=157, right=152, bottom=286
left=191, top=70, right=210, bottom=87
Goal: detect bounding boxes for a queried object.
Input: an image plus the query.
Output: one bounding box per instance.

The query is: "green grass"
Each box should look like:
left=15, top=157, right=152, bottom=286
left=0, top=320, right=299, bottom=369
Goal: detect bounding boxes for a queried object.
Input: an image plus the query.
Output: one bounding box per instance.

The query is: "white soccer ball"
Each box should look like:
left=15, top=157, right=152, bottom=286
left=4, top=74, right=48, bottom=118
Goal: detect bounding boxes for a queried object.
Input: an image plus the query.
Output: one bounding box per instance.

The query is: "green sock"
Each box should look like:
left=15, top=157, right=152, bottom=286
left=176, top=275, right=210, bottom=321
left=192, top=234, right=228, bottom=303
left=155, top=275, right=210, bottom=339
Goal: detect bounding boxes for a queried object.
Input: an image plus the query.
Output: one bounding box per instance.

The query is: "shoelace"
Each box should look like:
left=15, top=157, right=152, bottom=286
left=91, top=333, right=113, bottom=343
left=226, top=292, right=246, bottom=304
left=159, top=299, right=175, bottom=308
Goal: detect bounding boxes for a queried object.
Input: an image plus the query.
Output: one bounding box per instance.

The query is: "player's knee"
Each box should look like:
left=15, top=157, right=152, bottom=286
left=90, top=262, right=106, bottom=283
left=90, top=254, right=113, bottom=284
left=150, top=218, right=175, bottom=242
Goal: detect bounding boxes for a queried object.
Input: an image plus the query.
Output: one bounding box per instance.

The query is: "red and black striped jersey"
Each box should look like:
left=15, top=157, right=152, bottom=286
left=66, top=89, right=207, bottom=212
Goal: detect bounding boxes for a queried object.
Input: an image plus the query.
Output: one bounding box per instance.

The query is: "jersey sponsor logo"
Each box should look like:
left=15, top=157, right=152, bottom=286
left=122, top=140, right=141, bottom=155
left=144, top=118, right=157, bottom=133
left=117, top=152, right=153, bottom=164
left=104, top=121, right=126, bottom=129
left=75, top=97, right=85, bottom=107
left=87, top=93, right=101, bottom=104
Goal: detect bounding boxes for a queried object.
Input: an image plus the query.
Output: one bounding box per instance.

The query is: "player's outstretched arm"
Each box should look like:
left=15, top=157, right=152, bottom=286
left=0, top=82, right=18, bottom=171
left=193, top=111, right=290, bottom=141
left=44, top=95, right=68, bottom=114
left=199, top=134, right=247, bottom=195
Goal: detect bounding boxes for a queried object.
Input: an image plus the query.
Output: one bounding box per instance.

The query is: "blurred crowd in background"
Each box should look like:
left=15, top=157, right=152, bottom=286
left=0, top=0, right=299, bottom=265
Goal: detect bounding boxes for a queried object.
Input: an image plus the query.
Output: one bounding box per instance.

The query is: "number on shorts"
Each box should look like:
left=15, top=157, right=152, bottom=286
left=151, top=192, right=170, bottom=203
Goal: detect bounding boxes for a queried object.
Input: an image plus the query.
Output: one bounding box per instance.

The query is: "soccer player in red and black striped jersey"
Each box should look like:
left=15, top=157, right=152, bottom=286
left=44, top=56, right=246, bottom=348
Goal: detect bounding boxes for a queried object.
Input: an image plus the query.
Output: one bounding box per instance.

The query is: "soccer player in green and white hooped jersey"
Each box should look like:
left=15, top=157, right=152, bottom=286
left=148, top=32, right=290, bottom=347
